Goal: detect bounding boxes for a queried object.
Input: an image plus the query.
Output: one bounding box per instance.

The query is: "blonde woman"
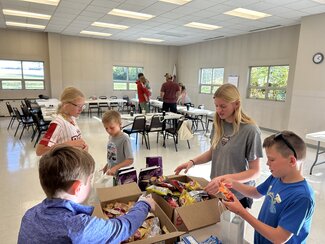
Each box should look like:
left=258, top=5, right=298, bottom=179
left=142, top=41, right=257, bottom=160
left=36, top=87, right=88, bottom=156
left=174, top=83, right=262, bottom=208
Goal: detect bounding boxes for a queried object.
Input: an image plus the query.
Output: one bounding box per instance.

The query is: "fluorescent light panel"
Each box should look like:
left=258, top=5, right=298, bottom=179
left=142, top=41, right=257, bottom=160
left=159, top=0, right=191, bottom=5
left=20, top=0, right=60, bottom=6
left=3, top=9, right=51, bottom=20
left=92, top=22, right=129, bottom=30
left=6, top=21, right=45, bottom=29
left=184, top=22, right=221, bottom=30
left=80, top=30, right=112, bottom=37
left=108, top=9, right=154, bottom=20
left=224, top=8, right=271, bottom=20
left=138, top=37, right=164, bottom=42
left=312, top=0, right=325, bottom=3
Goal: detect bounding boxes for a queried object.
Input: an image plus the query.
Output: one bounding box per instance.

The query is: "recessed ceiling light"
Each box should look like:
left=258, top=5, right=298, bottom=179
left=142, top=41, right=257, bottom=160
left=138, top=37, right=164, bottom=43
left=92, top=22, right=129, bottom=30
left=108, top=9, right=154, bottom=20
left=312, top=0, right=325, bottom=3
left=224, top=8, right=271, bottom=20
left=80, top=30, right=112, bottom=37
left=19, top=0, right=60, bottom=6
left=159, top=0, right=191, bottom=5
left=6, top=21, right=45, bottom=29
left=3, top=9, right=51, bottom=20
left=184, top=22, right=222, bottom=30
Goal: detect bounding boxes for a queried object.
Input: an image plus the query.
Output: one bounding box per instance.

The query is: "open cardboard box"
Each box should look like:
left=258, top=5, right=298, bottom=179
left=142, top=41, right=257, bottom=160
left=151, top=175, right=224, bottom=232
left=92, top=182, right=184, bottom=244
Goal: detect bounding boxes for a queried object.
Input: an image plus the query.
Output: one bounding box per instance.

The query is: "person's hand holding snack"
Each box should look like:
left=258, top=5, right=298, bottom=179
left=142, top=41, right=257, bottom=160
left=138, top=194, right=155, bottom=211
left=222, top=194, right=245, bottom=216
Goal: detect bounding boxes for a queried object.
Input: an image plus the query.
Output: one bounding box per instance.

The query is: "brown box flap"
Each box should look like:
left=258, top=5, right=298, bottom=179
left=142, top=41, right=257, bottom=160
left=97, top=182, right=141, bottom=202
left=176, top=198, right=220, bottom=231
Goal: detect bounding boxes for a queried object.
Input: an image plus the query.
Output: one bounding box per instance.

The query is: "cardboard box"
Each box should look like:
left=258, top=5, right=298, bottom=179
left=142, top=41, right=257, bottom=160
left=93, top=182, right=184, bottom=244
left=151, top=175, right=223, bottom=232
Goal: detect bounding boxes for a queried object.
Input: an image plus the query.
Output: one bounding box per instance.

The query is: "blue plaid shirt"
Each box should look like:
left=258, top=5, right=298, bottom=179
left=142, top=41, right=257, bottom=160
left=18, top=198, right=150, bottom=243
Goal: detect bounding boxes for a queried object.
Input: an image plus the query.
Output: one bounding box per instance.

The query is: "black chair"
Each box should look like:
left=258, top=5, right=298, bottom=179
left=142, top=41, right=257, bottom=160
left=88, top=97, right=100, bottom=117
left=24, top=98, right=40, bottom=113
left=109, top=96, right=119, bottom=111
left=6, top=102, right=16, bottom=130
left=122, top=95, right=134, bottom=113
left=123, top=115, right=148, bottom=148
left=13, top=107, right=35, bottom=139
left=98, top=96, right=109, bottom=114
left=31, top=113, right=49, bottom=147
left=163, top=118, right=190, bottom=152
left=145, top=114, right=165, bottom=149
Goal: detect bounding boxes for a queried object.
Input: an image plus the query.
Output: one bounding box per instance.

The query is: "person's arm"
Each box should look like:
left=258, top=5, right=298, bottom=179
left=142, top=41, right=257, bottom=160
left=174, top=148, right=212, bottom=174
left=223, top=196, right=293, bottom=243
left=36, top=139, right=88, bottom=156
left=225, top=179, right=263, bottom=199
left=205, top=158, right=261, bottom=195
left=106, top=158, right=133, bottom=175
left=160, top=91, right=165, bottom=99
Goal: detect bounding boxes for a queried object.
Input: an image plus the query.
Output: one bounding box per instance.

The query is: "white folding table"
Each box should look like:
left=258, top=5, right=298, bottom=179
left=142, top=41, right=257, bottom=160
left=306, top=131, right=325, bottom=174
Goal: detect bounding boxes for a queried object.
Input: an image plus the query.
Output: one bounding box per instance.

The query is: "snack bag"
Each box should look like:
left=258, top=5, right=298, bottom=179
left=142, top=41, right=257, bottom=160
left=218, top=182, right=234, bottom=202
left=185, top=180, right=203, bottom=191
left=179, top=190, right=196, bottom=206
left=146, top=185, right=172, bottom=196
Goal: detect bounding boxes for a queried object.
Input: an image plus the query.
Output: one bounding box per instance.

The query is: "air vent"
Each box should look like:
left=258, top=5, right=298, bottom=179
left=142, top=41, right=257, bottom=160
left=249, top=25, right=282, bottom=32
left=157, top=31, right=187, bottom=37
left=204, top=36, right=225, bottom=41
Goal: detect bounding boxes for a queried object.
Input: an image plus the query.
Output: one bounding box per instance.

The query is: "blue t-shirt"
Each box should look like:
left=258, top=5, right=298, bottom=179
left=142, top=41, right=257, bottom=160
left=255, top=176, right=315, bottom=244
left=18, top=198, right=150, bottom=244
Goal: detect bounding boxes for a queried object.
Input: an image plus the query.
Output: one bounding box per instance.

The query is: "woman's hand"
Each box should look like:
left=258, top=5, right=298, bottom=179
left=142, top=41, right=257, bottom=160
left=174, top=161, right=194, bottom=175
left=205, top=175, right=231, bottom=195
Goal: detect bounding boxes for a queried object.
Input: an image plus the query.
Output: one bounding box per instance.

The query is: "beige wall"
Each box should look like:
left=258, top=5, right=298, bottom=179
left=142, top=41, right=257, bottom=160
left=177, top=25, right=300, bottom=131
left=0, top=29, right=50, bottom=99
left=48, top=34, right=178, bottom=99
left=288, top=13, right=325, bottom=143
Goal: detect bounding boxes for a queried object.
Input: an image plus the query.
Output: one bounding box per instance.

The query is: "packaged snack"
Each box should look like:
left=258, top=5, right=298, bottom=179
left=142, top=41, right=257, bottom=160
left=146, top=185, right=172, bottom=196
left=117, top=168, right=137, bottom=185
left=185, top=180, right=203, bottom=191
left=218, top=182, right=234, bottom=202
left=188, top=190, right=209, bottom=202
left=138, top=166, right=162, bottom=191
left=170, top=180, right=186, bottom=193
left=146, top=156, right=163, bottom=175
left=163, top=195, right=179, bottom=208
left=201, top=235, right=222, bottom=244
left=179, top=190, right=196, bottom=206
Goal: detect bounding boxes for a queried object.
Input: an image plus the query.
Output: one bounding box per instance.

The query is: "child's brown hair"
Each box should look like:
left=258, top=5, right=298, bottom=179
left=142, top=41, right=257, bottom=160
left=39, top=145, right=95, bottom=198
left=263, top=130, right=306, bottom=160
left=102, top=110, right=122, bottom=125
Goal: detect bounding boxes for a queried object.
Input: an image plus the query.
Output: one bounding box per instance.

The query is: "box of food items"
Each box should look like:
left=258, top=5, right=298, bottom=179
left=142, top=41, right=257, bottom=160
left=92, top=182, right=184, bottom=243
left=144, top=175, right=224, bottom=232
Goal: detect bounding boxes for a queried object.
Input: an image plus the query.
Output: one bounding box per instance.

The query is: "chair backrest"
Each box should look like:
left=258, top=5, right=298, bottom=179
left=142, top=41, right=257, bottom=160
left=20, top=105, right=31, bottom=119
left=6, top=102, right=14, bottom=115
left=198, top=104, right=204, bottom=109
left=110, top=96, right=117, bottom=99
left=13, top=107, right=23, bottom=121
left=99, top=96, right=107, bottom=99
left=131, top=115, right=146, bottom=132
left=122, top=95, right=130, bottom=102
left=148, top=115, right=164, bottom=132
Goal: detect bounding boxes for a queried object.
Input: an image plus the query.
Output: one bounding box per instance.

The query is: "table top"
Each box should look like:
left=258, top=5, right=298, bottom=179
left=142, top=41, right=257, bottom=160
left=85, top=99, right=126, bottom=104
left=36, top=98, right=60, bottom=107
left=306, top=131, right=325, bottom=143
left=121, top=112, right=183, bottom=121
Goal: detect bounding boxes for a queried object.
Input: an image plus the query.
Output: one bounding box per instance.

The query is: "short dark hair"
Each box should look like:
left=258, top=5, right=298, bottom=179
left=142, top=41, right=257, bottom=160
left=263, top=130, right=306, bottom=160
left=138, top=73, right=144, bottom=79
left=39, top=145, right=95, bottom=198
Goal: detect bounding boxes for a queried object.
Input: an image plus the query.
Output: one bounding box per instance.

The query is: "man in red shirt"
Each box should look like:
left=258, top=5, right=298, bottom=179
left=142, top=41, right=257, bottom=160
left=160, top=73, right=180, bottom=113
left=136, top=73, right=151, bottom=113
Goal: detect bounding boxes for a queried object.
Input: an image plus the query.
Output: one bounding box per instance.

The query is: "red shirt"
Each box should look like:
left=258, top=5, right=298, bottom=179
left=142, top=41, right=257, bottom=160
left=136, top=80, right=150, bottom=103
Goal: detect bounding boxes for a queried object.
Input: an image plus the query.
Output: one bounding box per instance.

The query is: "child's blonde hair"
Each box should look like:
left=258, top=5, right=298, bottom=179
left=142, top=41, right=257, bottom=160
left=211, top=83, right=255, bottom=149
left=263, top=131, right=306, bottom=160
left=57, top=87, right=85, bottom=113
left=39, top=145, right=95, bottom=198
left=102, top=110, right=122, bottom=125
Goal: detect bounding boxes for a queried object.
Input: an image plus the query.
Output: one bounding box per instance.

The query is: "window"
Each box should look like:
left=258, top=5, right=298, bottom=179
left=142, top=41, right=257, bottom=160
left=0, top=60, right=45, bottom=90
left=247, top=65, right=289, bottom=101
left=199, top=67, right=224, bottom=94
left=113, top=65, right=143, bottom=91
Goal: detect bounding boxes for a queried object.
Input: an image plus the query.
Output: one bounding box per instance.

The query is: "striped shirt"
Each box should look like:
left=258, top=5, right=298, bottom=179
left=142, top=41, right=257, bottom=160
left=39, top=114, right=82, bottom=147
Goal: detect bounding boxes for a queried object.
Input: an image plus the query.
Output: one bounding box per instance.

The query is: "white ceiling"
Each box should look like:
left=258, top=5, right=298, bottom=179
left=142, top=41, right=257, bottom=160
left=1, top=0, right=325, bottom=46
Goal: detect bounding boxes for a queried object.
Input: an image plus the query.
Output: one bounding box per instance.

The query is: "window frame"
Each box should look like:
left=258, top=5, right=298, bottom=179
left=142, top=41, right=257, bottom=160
left=0, top=59, right=45, bottom=90
left=112, top=65, right=144, bottom=91
left=247, top=64, right=289, bottom=102
left=199, top=67, right=224, bottom=94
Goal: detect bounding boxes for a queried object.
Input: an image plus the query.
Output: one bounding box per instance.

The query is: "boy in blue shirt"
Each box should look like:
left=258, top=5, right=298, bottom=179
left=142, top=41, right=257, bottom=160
left=18, top=145, right=154, bottom=244
left=222, top=131, right=315, bottom=243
